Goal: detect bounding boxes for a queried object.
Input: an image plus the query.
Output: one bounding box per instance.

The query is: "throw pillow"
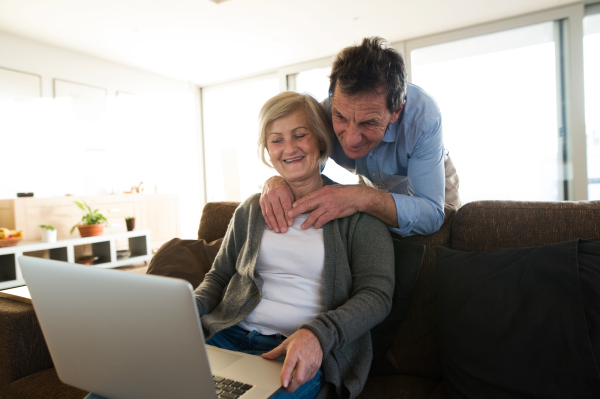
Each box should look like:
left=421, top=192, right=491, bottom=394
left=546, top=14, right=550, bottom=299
left=436, top=238, right=600, bottom=399
left=369, top=239, right=425, bottom=377
left=147, top=237, right=223, bottom=289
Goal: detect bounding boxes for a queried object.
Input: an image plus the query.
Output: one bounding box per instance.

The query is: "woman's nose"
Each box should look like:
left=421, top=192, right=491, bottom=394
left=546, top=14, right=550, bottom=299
left=283, top=139, right=297, bottom=153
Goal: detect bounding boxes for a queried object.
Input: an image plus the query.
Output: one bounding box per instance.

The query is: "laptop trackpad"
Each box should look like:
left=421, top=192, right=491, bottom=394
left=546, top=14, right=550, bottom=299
left=206, top=347, right=244, bottom=372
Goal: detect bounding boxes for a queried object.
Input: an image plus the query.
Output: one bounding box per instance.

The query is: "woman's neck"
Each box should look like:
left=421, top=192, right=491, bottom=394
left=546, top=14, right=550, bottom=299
left=288, top=173, right=323, bottom=202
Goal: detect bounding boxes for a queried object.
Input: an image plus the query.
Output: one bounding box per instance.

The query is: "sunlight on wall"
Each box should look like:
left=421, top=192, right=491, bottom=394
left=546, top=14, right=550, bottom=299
left=0, top=91, right=202, bottom=238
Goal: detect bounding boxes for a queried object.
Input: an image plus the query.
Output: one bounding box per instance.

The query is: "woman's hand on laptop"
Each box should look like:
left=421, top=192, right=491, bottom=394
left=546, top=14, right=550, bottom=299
left=261, top=328, right=322, bottom=393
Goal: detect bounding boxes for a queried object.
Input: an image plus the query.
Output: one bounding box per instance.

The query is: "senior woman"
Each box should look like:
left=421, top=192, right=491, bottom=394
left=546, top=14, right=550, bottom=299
left=196, top=91, right=394, bottom=399
left=83, top=91, right=393, bottom=399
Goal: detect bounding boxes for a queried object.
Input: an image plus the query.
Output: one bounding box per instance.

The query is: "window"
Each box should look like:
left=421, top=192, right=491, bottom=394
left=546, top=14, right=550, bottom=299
left=202, top=76, right=280, bottom=202
left=584, top=12, right=600, bottom=200
left=411, top=22, right=562, bottom=204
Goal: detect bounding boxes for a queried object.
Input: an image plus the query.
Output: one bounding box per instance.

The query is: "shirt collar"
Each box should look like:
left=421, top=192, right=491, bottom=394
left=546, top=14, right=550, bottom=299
left=382, top=123, right=396, bottom=143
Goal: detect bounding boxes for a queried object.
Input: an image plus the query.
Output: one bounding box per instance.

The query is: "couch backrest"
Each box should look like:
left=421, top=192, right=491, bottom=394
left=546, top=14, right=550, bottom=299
left=197, top=201, right=240, bottom=242
left=195, top=200, right=600, bottom=382
left=452, top=200, right=600, bottom=252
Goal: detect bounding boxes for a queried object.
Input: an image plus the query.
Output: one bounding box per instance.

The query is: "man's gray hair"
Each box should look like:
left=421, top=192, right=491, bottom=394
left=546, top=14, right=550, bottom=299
left=329, top=37, right=407, bottom=113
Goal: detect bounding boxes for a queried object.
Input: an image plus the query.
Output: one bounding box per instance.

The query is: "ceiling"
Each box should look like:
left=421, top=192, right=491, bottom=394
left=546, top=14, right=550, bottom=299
left=0, top=0, right=579, bottom=87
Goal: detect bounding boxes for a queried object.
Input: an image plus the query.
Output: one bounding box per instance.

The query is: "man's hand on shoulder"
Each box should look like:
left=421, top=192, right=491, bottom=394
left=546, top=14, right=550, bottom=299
left=260, top=176, right=295, bottom=233
left=289, top=185, right=366, bottom=229
left=289, top=184, right=399, bottom=229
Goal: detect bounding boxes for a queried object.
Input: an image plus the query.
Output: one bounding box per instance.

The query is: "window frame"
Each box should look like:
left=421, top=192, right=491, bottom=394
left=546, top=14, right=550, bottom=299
left=399, top=3, right=587, bottom=200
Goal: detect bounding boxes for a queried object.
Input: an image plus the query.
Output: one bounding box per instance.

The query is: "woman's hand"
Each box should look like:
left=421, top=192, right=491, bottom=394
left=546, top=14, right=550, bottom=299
left=260, top=176, right=295, bottom=233
left=261, top=329, right=323, bottom=393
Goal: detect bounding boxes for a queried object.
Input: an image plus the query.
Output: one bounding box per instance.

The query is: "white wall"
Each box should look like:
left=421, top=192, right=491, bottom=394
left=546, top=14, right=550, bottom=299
left=0, top=31, right=205, bottom=239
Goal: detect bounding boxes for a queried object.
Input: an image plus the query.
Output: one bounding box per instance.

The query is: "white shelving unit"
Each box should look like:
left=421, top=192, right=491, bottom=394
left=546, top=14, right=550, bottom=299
left=0, top=230, right=152, bottom=290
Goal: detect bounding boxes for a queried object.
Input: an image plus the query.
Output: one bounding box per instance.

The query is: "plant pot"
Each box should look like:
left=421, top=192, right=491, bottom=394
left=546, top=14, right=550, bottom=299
left=77, top=224, right=104, bottom=237
left=41, top=229, right=57, bottom=243
left=125, top=218, right=135, bottom=231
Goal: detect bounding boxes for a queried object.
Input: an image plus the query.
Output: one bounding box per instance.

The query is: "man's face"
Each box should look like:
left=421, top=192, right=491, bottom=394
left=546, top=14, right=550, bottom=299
left=331, top=86, right=403, bottom=159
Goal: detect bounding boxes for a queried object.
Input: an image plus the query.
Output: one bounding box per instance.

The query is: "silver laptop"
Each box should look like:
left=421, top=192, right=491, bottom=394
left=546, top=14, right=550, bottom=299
left=19, top=256, right=283, bottom=399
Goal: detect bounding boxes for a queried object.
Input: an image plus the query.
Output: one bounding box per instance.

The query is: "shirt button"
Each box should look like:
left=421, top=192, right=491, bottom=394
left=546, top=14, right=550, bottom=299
left=371, top=173, right=376, bottom=176
left=369, top=153, right=373, bottom=157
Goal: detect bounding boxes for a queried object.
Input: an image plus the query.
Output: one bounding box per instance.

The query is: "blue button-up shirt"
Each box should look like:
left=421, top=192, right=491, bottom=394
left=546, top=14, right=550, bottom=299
left=323, top=83, right=445, bottom=237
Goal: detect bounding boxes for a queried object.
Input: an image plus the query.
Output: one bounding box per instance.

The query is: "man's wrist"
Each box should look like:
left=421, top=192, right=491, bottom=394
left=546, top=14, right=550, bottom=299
left=359, top=186, right=399, bottom=228
left=356, top=184, right=371, bottom=213
left=357, top=185, right=382, bottom=214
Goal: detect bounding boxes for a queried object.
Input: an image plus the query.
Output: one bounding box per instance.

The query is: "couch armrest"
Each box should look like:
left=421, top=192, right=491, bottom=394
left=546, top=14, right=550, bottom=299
left=0, top=298, right=54, bottom=391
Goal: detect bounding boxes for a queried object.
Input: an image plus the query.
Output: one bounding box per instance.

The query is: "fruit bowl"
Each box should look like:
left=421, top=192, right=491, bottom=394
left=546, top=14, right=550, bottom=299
left=0, top=237, right=22, bottom=247
left=75, top=256, right=100, bottom=265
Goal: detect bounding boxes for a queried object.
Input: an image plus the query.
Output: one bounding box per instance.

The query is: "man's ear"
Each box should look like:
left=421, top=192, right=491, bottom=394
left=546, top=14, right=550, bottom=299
left=389, top=99, right=406, bottom=124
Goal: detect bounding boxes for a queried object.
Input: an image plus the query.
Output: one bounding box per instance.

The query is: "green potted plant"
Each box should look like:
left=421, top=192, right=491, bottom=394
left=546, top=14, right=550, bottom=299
left=70, top=200, right=107, bottom=237
left=40, top=224, right=57, bottom=243
left=125, top=216, right=135, bottom=231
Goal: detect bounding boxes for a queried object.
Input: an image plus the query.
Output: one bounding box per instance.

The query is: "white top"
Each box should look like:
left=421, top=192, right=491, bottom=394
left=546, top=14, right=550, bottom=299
left=237, top=214, right=326, bottom=337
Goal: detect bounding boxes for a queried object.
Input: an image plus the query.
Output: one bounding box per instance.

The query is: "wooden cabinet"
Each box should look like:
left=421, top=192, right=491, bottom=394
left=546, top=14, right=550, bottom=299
left=141, top=198, right=179, bottom=246
left=0, top=194, right=179, bottom=252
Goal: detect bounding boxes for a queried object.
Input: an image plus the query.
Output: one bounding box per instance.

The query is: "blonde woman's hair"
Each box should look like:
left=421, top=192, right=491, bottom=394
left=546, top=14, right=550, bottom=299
left=257, top=91, right=333, bottom=168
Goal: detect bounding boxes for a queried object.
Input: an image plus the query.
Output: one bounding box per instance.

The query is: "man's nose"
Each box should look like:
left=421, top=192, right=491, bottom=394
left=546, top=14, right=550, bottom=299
left=345, top=123, right=363, bottom=146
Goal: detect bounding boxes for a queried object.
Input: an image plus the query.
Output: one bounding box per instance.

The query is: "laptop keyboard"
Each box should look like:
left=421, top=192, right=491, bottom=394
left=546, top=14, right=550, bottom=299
left=213, top=375, right=253, bottom=399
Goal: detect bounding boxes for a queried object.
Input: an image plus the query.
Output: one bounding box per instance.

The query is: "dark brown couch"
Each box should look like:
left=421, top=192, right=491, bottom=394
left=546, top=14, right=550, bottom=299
left=1, top=200, right=599, bottom=399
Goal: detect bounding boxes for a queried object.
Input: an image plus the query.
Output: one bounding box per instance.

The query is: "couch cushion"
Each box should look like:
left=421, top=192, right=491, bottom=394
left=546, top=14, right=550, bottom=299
left=436, top=238, right=600, bottom=398
left=452, top=200, right=600, bottom=251
left=426, top=382, right=446, bottom=399
left=370, top=239, right=425, bottom=376
left=0, top=298, right=54, bottom=391
left=147, top=237, right=223, bottom=289
left=357, top=374, right=441, bottom=399
left=388, top=204, right=456, bottom=380
left=0, top=367, right=87, bottom=399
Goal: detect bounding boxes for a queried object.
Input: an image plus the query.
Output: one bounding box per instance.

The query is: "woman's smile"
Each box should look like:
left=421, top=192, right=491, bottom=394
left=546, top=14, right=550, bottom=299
left=284, top=156, right=305, bottom=163
left=266, top=108, right=324, bottom=199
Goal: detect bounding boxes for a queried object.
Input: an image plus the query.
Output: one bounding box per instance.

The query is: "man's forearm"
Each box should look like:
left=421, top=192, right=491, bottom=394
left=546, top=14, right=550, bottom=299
left=358, top=186, right=399, bottom=228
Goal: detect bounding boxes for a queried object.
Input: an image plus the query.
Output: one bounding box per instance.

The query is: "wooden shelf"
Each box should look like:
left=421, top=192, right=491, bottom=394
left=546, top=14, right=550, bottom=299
left=0, top=193, right=179, bottom=253
left=0, top=230, right=152, bottom=290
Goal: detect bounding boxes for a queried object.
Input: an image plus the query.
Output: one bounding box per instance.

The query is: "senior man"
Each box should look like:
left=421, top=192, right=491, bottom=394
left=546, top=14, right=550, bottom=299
left=260, top=37, right=460, bottom=237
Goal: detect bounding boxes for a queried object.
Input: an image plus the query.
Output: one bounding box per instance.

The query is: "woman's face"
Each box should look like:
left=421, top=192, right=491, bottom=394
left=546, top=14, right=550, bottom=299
left=266, top=109, right=324, bottom=184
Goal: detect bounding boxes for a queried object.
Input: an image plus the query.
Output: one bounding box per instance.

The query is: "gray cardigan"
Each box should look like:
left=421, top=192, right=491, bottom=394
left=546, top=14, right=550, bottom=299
left=194, top=177, right=395, bottom=399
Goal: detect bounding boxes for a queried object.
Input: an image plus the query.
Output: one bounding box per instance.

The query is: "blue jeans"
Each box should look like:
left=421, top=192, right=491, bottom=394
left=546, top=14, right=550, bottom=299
left=84, top=325, right=323, bottom=399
